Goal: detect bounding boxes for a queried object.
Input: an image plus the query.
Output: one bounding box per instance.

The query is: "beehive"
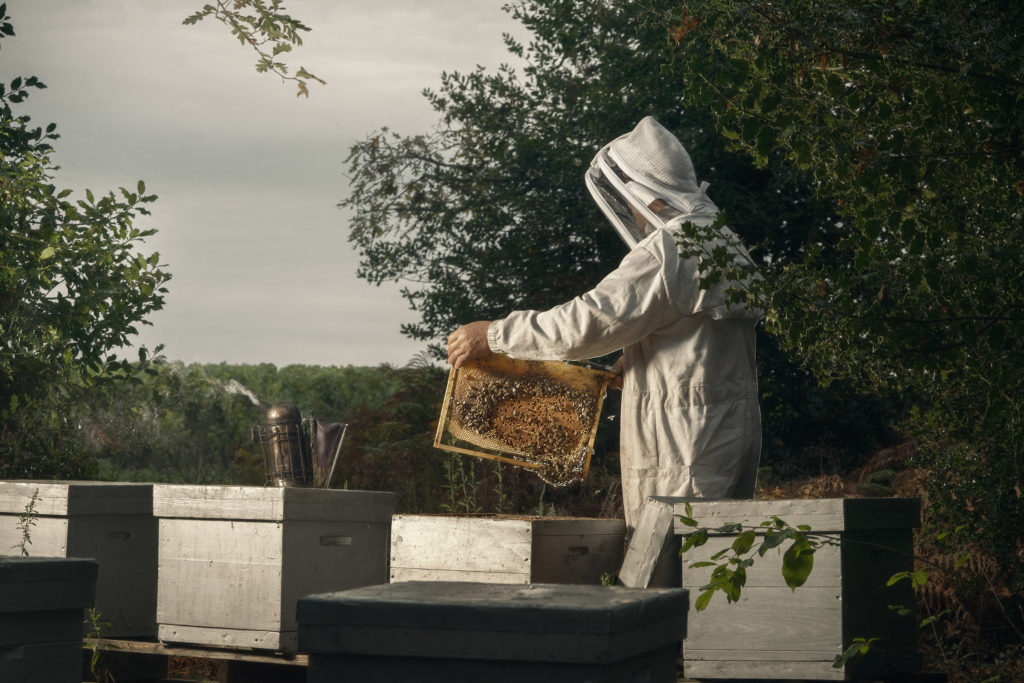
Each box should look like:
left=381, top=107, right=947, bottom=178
left=154, top=485, right=396, bottom=654
left=675, top=498, right=921, bottom=681
left=0, top=480, right=157, bottom=638
left=435, top=355, right=614, bottom=485
left=298, top=581, right=689, bottom=683
left=0, top=557, right=97, bottom=683
left=391, top=514, right=625, bottom=585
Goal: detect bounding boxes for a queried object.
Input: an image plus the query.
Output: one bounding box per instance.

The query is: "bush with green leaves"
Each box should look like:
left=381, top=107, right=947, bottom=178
left=0, top=6, right=169, bottom=479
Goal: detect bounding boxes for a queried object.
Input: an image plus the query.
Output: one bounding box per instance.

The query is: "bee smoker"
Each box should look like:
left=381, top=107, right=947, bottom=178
left=253, top=402, right=311, bottom=487
left=252, top=402, right=346, bottom=488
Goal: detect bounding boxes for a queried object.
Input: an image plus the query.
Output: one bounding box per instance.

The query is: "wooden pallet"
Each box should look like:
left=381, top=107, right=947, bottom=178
left=84, top=638, right=307, bottom=682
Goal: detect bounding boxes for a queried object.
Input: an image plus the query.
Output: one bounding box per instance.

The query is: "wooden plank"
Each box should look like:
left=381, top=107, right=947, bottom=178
left=0, top=567, right=97, bottom=614
left=389, top=566, right=531, bottom=584
left=673, top=498, right=920, bottom=534
left=531, top=519, right=624, bottom=584
left=279, top=519, right=393, bottom=631
left=684, top=657, right=846, bottom=681
left=86, top=637, right=308, bottom=665
left=681, top=537, right=842, bottom=588
left=684, top=648, right=921, bottom=680
left=682, top=586, right=843, bottom=653
left=0, top=481, right=152, bottom=516
left=0, top=515, right=68, bottom=557
left=390, top=515, right=533, bottom=579
left=619, top=498, right=685, bottom=588
left=0, top=609, right=83, bottom=646
left=68, top=513, right=158, bottom=638
left=0, top=640, right=83, bottom=683
left=157, top=519, right=283, bottom=631
left=159, top=624, right=290, bottom=653
left=152, top=485, right=396, bottom=522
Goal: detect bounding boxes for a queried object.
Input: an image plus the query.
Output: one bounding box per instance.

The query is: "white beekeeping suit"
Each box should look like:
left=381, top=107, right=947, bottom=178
left=486, top=116, right=762, bottom=528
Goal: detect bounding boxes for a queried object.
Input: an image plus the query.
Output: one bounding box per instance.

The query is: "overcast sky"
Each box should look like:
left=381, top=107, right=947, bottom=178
left=3, top=0, right=525, bottom=368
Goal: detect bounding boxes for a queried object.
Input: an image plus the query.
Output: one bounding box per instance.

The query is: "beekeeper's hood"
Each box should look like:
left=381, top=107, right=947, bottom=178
left=586, top=116, right=719, bottom=249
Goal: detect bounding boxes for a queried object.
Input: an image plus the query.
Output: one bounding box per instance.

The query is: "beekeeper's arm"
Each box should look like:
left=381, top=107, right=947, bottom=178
left=447, top=244, right=670, bottom=367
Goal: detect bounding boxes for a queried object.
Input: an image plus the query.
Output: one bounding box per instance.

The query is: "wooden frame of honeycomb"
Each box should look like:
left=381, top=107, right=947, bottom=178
left=434, top=355, right=615, bottom=485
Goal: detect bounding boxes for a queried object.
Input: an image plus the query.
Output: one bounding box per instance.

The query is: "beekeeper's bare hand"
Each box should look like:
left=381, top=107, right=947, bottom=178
left=609, top=355, right=625, bottom=390
left=447, top=321, right=493, bottom=368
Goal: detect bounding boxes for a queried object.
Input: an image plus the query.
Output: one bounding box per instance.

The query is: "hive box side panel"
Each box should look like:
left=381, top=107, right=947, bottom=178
left=67, top=514, right=157, bottom=637
left=684, top=656, right=846, bottom=681
left=530, top=520, right=625, bottom=584
left=153, top=485, right=285, bottom=521
left=0, top=515, right=68, bottom=557
left=157, top=519, right=283, bottom=632
left=682, top=537, right=842, bottom=588
left=674, top=498, right=919, bottom=533
left=0, top=482, right=72, bottom=516
left=390, top=516, right=533, bottom=583
left=280, top=519, right=392, bottom=632
left=0, top=481, right=153, bottom=516
left=0, top=640, right=84, bottom=683
left=0, top=609, right=85, bottom=646
left=157, top=623, right=285, bottom=652
left=153, top=485, right=396, bottom=522
left=682, top=585, right=843, bottom=654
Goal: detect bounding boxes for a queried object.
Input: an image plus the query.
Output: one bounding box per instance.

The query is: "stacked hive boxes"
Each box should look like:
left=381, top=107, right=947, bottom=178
left=154, top=485, right=396, bottom=653
left=676, top=498, right=920, bottom=681
left=0, top=481, right=157, bottom=637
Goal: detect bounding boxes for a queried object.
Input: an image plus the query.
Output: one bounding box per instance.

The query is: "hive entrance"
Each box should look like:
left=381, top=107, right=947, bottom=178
left=434, top=356, right=614, bottom=485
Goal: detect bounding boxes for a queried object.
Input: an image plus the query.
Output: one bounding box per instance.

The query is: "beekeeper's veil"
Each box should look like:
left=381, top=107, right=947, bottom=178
left=586, top=116, right=719, bottom=248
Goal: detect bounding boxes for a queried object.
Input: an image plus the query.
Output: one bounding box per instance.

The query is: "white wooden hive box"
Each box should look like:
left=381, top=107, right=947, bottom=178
left=675, top=498, right=921, bottom=681
left=153, top=485, right=396, bottom=654
left=0, top=480, right=157, bottom=638
left=390, top=514, right=625, bottom=585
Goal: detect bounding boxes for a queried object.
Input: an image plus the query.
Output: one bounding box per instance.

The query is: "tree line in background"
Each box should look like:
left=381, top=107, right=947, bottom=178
left=2, top=1, right=1021, bottom=679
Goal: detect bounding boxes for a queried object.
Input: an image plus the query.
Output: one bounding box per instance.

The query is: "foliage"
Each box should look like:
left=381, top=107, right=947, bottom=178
left=183, top=0, right=326, bottom=97
left=84, top=607, right=113, bottom=683
left=677, top=503, right=833, bottom=610
left=0, top=6, right=169, bottom=479
left=10, top=486, right=38, bottom=557
left=651, top=0, right=1024, bottom=650
left=341, top=0, right=900, bottom=479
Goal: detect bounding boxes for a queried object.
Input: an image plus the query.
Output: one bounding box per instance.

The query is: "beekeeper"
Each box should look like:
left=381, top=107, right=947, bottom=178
left=447, top=116, right=762, bottom=528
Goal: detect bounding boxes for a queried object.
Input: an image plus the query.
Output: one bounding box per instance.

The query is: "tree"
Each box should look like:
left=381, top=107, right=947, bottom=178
left=0, top=6, right=170, bottom=478
left=342, top=0, right=901, bottom=475
left=651, top=0, right=1023, bottom=669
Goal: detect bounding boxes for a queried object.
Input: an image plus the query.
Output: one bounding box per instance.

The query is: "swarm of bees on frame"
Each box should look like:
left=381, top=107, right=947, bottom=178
left=453, top=371, right=598, bottom=485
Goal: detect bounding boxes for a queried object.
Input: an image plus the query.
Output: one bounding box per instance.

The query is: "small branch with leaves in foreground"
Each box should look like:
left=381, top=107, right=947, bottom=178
left=183, top=0, right=326, bottom=97
left=12, top=487, right=40, bottom=556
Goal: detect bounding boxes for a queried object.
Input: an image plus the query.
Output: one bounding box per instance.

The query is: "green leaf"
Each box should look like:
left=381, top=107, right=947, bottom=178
left=39, top=246, right=55, bottom=260
left=680, top=529, right=709, bottom=552
left=694, top=590, right=714, bottom=611
left=826, top=74, right=845, bottom=97
left=781, top=543, right=815, bottom=590
left=677, top=514, right=698, bottom=528
left=756, top=126, right=775, bottom=157
left=732, top=529, right=756, bottom=554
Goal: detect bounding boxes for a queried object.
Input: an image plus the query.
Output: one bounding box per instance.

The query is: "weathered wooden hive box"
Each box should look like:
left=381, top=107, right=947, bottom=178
left=675, top=498, right=921, bottom=681
left=390, top=514, right=625, bottom=585
left=154, top=485, right=396, bottom=654
left=0, top=556, right=98, bottom=683
left=0, top=480, right=157, bottom=637
left=298, top=581, right=689, bottom=683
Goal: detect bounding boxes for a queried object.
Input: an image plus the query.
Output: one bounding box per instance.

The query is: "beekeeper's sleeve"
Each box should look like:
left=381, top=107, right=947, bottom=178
left=487, top=243, right=671, bottom=361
